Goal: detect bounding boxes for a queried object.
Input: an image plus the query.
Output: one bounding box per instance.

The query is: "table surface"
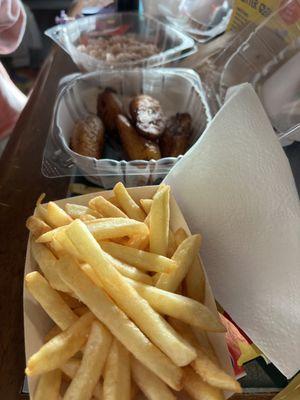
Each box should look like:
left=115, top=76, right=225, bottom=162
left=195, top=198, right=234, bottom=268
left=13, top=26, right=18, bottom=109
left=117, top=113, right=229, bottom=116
left=0, top=40, right=299, bottom=400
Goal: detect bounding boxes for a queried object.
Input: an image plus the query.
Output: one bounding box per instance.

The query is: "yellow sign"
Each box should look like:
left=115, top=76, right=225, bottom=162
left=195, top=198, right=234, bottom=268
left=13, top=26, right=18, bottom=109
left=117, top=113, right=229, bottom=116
left=227, top=0, right=300, bottom=41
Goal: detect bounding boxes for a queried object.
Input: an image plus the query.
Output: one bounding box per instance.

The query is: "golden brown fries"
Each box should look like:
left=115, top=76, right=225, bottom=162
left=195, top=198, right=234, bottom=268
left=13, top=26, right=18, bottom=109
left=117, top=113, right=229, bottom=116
left=183, top=367, right=225, bottom=400
left=132, top=357, right=176, bottom=400
left=113, top=182, right=146, bottom=221
left=61, top=358, right=104, bottom=399
left=171, top=319, right=241, bottom=393
left=34, top=369, right=62, bottom=400
left=26, top=216, right=51, bottom=238
left=25, top=272, right=78, bottom=330
left=64, top=221, right=196, bottom=367
left=175, top=228, right=206, bottom=303
left=26, top=312, right=94, bottom=376
left=46, top=201, right=73, bottom=227
left=57, top=255, right=182, bottom=390
left=64, top=321, right=112, bottom=400
left=31, top=241, right=70, bottom=293
left=125, top=279, right=225, bottom=332
left=149, top=185, right=170, bottom=257
left=100, top=242, right=176, bottom=273
left=139, top=198, right=152, bottom=214
left=25, top=184, right=240, bottom=399
left=65, top=203, right=101, bottom=219
left=89, top=195, right=127, bottom=218
left=156, top=234, right=201, bottom=292
left=103, top=339, right=131, bottom=400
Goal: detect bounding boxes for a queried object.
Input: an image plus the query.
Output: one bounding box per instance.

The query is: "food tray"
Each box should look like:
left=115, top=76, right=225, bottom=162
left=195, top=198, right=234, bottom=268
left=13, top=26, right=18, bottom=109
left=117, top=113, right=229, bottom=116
left=42, top=68, right=211, bottom=188
left=24, top=186, right=234, bottom=398
left=45, top=12, right=196, bottom=72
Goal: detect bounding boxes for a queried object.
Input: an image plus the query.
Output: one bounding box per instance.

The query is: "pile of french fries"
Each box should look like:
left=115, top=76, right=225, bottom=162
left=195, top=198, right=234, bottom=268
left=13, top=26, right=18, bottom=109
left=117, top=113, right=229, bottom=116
left=25, top=183, right=242, bottom=400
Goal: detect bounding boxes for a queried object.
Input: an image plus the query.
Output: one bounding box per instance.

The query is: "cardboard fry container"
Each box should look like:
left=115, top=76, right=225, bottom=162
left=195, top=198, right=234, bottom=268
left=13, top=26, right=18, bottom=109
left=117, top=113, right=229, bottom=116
left=24, top=186, right=235, bottom=398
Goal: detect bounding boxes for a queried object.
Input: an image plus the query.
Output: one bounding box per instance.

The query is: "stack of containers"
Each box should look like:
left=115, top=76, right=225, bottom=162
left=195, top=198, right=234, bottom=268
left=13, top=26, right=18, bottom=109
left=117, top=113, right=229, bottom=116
left=44, top=12, right=212, bottom=188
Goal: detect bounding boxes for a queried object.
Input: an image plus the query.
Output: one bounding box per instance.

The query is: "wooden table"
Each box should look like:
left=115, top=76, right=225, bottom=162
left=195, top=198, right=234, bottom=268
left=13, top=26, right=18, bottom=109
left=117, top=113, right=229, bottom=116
left=1, top=42, right=299, bottom=399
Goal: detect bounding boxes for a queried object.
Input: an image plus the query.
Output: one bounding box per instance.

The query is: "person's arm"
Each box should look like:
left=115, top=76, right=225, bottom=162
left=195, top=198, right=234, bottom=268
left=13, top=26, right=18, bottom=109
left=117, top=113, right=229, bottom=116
left=0, top=0, right=26, bottom=54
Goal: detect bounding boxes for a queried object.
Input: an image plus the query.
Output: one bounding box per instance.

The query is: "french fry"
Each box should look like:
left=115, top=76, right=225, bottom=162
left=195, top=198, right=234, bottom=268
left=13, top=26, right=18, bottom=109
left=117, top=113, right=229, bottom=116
left=26, top=216, right=51, bottom=238
left=108, top=196, right=119, bottom=207
left=61, top=358, right=103, bottom=400
left=149, top=185, right=170, bottom=256
left=65, top=221, right=196, bottom=367
left=31, top=241, right=70, bottom=293
left=121, top=233, right=149, bottom=251
left=56, top=229, right=152, bottom=284
left=34, top=369, right=62, bottom=400
left=100, top=242, right=176, bottom=273
left=25, top=272, right=78, bottom=330
left=171, top=319, right=241, bottom=393
left=89, top=196, right=127, bottom=218
left=25, top=312, right=94, bottom=376
left=37, top=218, right=149, bottom=244
left=113, top=182, right=146, bottom=221
left=47, top=201, right=73, bottom=227
left=64, top=321, right=112, bottom=400
left=65, top=203, right=101, bottom=219
left=156, top=235, right=201, bottom=292
left=57, top=255, right=183, bottom=390
left=125, top=279, right=225, bottom=332
left=183, top=367, right=225, bottom=400
left=132, top=357, right=176, bottom=400
left=175, top=228, right=206, bottom=304
left=79, top=214, right=96, bottom=222
left=140, top=198, right=152, bottom=214
left=103, top=339, right=131, bottom=400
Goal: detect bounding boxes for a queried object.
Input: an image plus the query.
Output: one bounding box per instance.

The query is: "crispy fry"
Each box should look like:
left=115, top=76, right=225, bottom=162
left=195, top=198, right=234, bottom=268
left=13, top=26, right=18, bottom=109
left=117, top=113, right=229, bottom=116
left=149, top=186, right=170, bottom=257
left=108, top=196, right=119, bottom=207
left=26, top=216, right=51, bottom=238
left=34, top=369, right=62, bottom=400
left=121, top=233, right=149, bottom=250
left=171, top=320, right=241, bottom=393
left=183, top=367, right=225, bottom=400
left=31, top=241, right=70, bottom=293
left=100, top=242, right=176, bottom=273
left=125, top=279, right=225, bottom=332
left=174, top=228, right=206, bottom=304
left=61, top=358, right=103, bottom=400
left=103, top=339, right=131, bottom=400
left=26, top=312, right=94, bottom=376
left=132, top=357, right=176, bottom=400
left=47, top=201, right=73, bottom=227
left=73, top=306, right=89, bottom=317
left=64, top=321, right=112, bottom=400
left=37, top=218, right=149, bottom=243
left=57, top=255, right=183, bottom=390
left=156, top=235, right=201, bottom=292
left=25, top=272, right=78, bottom=330
left=79, top=214, right=96, bottom=222
left=65, top=203, right=101, bottom=219
left=140, top=199, right=152, bottom=215
left=113, top=182, right=146, bottom=221
left=89, top=196, right=127, bottom=218
left=65, top=221, right=196, bottom=367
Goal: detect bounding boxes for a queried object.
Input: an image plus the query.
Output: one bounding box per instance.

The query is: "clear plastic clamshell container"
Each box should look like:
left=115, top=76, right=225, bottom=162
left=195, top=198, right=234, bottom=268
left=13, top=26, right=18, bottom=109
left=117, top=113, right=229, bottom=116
left=45, top=12, right=196, bottom=72
left=196, top=0, right=300, bottom=146
left=42, top=68, right=211, bottom=188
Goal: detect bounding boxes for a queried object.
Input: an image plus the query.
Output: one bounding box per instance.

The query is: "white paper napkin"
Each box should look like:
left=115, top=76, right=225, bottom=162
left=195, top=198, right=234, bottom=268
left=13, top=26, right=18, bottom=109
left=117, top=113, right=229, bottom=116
left=164, top=83, right=300, bottom=378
